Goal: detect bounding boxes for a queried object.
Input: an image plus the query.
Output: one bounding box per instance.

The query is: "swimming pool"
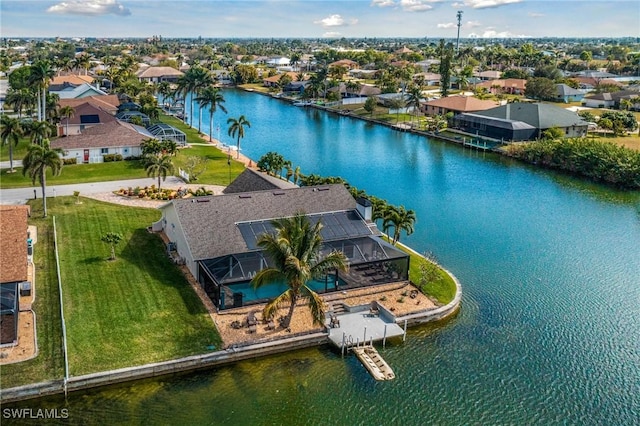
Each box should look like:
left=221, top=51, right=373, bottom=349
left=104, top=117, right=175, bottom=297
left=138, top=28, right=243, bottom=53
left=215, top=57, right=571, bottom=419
left=226, top=276, right=343, bottom=303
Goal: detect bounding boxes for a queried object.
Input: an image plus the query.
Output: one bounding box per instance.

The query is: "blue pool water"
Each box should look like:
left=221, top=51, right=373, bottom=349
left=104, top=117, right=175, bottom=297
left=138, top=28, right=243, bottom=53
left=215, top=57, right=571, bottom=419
left=229, top=277, right=341, bottom=302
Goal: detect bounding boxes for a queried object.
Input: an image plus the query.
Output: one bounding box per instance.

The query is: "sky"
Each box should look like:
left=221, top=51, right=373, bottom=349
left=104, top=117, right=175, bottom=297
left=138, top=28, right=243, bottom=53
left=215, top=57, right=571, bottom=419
left=1, top=0, right=638, bottom=39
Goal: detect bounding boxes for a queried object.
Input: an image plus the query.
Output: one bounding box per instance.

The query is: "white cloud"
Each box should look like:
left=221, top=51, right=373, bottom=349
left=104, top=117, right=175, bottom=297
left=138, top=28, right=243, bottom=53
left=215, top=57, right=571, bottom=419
left=466, top=20, right=481, bottom=28
left=47, top=0, right=131, bottom=16
left=323, top=31, right=342, bottom=38
left=370, top=0, right=396, bottom=7
left=400, top=0, right=435, bottom=12
left=314, top=14, right=357, bottom=28
left=528, top=12, right=545, bottom=17
left=371, top=0, right=439, bottom=11
left=315, top=14, right=344, bottom=27
left=464, top=0, right=521, bottom=9
left=437, top=22, right=456, bottom=29
left=451, top=2, right=465, bottom=7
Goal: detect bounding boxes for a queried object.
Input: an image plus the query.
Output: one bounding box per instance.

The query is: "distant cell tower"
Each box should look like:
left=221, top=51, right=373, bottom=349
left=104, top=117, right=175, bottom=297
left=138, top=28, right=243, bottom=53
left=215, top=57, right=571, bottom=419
left=456, top=10, right=463, bottom=54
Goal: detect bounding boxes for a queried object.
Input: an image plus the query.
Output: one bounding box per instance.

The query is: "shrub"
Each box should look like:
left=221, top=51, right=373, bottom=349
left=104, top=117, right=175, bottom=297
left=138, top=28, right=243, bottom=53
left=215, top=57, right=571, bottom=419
left=63, top=158, right=77, bottom=165
left=103, top=154, right=124, bottom=162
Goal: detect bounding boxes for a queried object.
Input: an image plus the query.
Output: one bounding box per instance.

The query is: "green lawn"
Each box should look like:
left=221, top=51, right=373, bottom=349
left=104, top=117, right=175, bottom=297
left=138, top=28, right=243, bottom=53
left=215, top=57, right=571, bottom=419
left=51, top=197, right=220, bottom=375
left=0, top=159, right=148, bottom=189
left=0, top=211, right=65, bottom=389
left=395, top=242, right=458, bottom=305
left=0, top=135, right=31, bottom=163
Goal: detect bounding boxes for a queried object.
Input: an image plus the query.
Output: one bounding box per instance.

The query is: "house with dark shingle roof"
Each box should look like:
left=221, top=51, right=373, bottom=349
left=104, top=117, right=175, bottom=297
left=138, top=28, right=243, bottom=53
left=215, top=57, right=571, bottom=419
left=0, top=205, right=30, bottom=346
left=155, top=184, right=409, bottom=310
left=52, top=120, right=152, bottom=163
left=454, top=102, right=588, bottom=141
left=582, top=90, right=639, bottom=109
left=223, top=168, right=297, bottom=194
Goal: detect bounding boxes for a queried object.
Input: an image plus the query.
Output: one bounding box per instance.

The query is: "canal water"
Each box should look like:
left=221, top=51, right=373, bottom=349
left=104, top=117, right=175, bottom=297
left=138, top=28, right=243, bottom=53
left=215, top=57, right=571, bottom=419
left=8, top=90, right=640, bottom=425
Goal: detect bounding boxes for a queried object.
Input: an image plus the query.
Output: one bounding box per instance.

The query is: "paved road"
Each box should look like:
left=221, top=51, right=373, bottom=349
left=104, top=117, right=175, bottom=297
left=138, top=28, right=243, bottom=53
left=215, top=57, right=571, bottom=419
left=0, top=160, right=23, bottom=169
left=0, top=176, right=187, bottom=205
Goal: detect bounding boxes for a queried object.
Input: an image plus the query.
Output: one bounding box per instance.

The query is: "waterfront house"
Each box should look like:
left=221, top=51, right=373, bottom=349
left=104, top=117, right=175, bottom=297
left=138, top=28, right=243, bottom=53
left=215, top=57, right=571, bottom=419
left=423, top=95, right=498, bottom=117
left=454, top=102, right=588, bottom=141
left=153, top=184, right=410, bottom=310
left=328, top=59, right=359, bottom=70
left=51, top=120, right=151, bottom=163
left=58, top=94, right=120, bottom=115
left=0, top=205, right=30, bottom=346
left=222, top=168, right=296, bottom=194
left=136, top=66, right=184, bottom=84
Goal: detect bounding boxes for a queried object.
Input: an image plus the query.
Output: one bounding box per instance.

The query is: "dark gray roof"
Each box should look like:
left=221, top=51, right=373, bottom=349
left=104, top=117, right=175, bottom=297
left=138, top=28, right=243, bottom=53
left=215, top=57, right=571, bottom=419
left=584, top=90, right=639, bottom=102
left=163, top=184, right=359, bottom=260
left=222, top=168, right=296, bottom=194
left=456, top=113, right=536, bottom=130
left=475, top=102, right=587, bottom=129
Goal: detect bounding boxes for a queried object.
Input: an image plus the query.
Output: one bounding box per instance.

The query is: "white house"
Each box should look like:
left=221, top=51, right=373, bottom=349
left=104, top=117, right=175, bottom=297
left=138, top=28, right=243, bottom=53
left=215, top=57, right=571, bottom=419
left=51, top=120, right=152, bottom=164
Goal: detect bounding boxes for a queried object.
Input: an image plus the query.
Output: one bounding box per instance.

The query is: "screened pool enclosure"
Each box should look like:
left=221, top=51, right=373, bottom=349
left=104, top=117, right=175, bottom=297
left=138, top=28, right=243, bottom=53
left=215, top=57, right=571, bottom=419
left=197, top=210, right=410, bottom=310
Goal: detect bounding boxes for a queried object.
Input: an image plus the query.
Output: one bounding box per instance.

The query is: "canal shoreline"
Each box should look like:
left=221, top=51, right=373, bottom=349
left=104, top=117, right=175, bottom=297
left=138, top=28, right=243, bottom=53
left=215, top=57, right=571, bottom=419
left=0, top=275, right=461, bottom=404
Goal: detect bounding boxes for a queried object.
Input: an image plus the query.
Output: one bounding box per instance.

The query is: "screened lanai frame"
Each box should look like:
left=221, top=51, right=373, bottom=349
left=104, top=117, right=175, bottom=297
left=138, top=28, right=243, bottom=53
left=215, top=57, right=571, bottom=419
left=0, top=282, right=18, bottom=346
left=147, top=123, right=187, bottom=146
left=116, top=110, right=151, bottom=127
left=198, top=236, right=410, bottom=310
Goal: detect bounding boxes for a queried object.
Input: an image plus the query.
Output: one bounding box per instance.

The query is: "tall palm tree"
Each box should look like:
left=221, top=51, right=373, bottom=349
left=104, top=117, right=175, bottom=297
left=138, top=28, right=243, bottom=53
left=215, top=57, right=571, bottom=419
left=1, top=115, right=24, bottom=173
left=22, top=140, right=63, bottom=218
left=252, top=213, right=349, bottom=328
left=383, top=205, right=416, bottom=245
left=406, top=85, right=423, bottom=125
left=30, top=121, right=53, bottom=145
left=227, top=115, right=251, bottom=159
left=145, top=154, right=174, bottom=189
left=5, top=88, right=35, bottom=118
left=195, top=86, right=227, bottom=143
left=28, top=60, right=55, bottom=122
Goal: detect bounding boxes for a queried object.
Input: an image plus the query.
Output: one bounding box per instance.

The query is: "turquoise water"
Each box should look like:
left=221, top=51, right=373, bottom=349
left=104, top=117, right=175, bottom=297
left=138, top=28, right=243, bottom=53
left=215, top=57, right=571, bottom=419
left=6, top=90, right=639, bottom=425
left=229, top=277, right=340, bottom=302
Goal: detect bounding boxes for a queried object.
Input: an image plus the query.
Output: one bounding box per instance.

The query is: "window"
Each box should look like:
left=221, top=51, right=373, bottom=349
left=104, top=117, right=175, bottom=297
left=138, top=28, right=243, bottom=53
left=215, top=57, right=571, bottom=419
left=101, top=148, right=108, bottom=154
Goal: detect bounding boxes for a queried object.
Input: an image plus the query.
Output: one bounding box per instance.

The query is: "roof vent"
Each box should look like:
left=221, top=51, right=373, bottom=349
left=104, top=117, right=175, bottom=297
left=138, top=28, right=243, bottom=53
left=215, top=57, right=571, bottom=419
left=273, top=191, right=285, bottom=196
left=317, top=186, right=330, bottom=191
left=196, top=199, right=210, bottom=203
left=239, top=194, right=252, bottom=199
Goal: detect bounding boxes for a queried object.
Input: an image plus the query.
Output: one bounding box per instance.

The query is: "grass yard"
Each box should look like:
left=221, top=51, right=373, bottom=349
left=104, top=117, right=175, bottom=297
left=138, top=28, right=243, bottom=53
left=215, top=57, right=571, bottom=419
left=0, top=159, right=148, bottom=189
left=174, top=144, right=245, bottom=186
left=382, top=238, right=457, bottom=305
left=51, top=197, right=220, bottom=375
left=0, top=135, right=31, bottom=163
left=0, top=209, right=65, bottom=389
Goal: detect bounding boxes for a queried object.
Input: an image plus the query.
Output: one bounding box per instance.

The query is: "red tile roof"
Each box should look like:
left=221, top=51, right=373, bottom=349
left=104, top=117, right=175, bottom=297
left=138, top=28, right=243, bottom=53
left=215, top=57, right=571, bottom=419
left=425, top=95, right=498, bottom=112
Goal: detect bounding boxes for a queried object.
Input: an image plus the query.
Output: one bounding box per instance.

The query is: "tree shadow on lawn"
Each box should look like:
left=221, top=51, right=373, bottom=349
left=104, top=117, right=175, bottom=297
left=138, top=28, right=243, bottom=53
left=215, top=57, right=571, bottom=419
left=119, top=228, right=209, bottom=316
left=82, top=256, right=106, bottom=265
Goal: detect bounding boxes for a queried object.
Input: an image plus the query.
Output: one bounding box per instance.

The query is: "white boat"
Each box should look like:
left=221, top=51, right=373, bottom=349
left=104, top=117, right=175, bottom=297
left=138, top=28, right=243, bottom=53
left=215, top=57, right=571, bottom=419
left=293, top=101, right=311, bottom=107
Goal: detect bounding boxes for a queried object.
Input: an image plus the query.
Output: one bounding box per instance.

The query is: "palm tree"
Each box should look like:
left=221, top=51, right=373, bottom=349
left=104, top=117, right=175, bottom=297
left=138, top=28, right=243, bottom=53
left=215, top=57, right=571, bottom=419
left=22, top=140, right=63, bottom=217
left=30, top=121, right=53, bottom=146
left=59, top=105, right=75, bottom=136
left=195, top=86, right=227, bottom=143
left=1, top=115, right=24, bottom=173
left=383, top=205, right=416, bottom=245
left=252, top=213, right=349, bottom=328
left=28, top=60, right=55, bottom=122
left=5, top=88, right=35, bottom=118
left=406, top=85, right=423, bottom=125
left=227, top=115, right=251, bottom=159
left=145, top=154, right=174, bottom=188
